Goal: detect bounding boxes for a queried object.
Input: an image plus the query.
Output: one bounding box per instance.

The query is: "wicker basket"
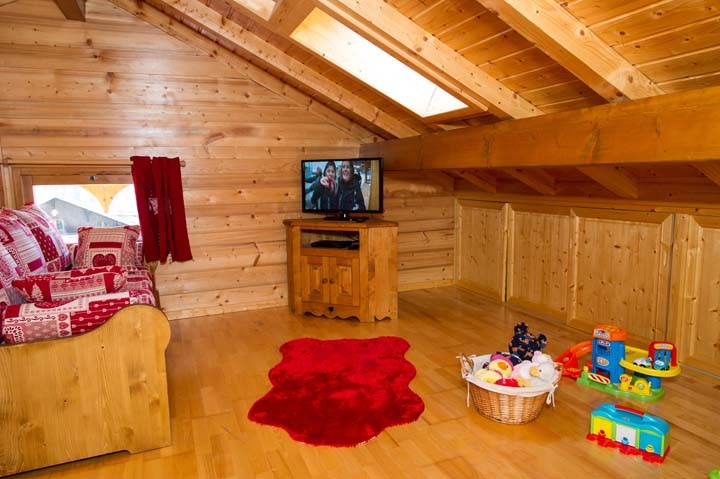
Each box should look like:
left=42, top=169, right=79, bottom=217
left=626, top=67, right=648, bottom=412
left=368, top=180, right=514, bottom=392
left=460, top=353, right=562, bottom=425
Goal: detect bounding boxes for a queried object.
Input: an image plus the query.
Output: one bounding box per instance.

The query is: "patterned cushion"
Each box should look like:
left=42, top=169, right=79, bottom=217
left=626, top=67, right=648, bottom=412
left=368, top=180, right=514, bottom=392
left=12, top=272, right=126, bottom=302
left=27, top=265, right=125, bottom=280
left=0, top=210, right=47, bottom=275
left=0, top=243, right=25, bottom=306
left=14, top=204, right=72, bottom=272
left=1, top=290, right=156, bottom=344
left=74, top=226, right=141, bottom=268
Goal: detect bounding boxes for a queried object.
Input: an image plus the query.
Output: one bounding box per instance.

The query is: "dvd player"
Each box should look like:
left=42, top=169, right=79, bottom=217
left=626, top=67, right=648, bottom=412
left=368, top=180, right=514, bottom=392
left=310, top=239, right=358, bottom=249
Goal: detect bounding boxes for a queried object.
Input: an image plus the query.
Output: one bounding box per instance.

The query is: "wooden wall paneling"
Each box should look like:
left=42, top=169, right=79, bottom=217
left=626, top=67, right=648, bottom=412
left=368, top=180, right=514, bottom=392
left=0, top=0, right=378, bottom=320
left=668, top=214, right=720, bottom=375
left=567, top=207, right=674, bottom=343
left=455, top=199, right=508, bottom=301
left=383, top=180, right=455, bottom=291
left=507, top=203, right=572, bottom=321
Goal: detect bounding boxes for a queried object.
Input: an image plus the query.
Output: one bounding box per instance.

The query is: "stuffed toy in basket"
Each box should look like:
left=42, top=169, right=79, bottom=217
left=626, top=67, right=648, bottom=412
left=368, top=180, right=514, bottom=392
left=460, top=353, right=561, bottom=425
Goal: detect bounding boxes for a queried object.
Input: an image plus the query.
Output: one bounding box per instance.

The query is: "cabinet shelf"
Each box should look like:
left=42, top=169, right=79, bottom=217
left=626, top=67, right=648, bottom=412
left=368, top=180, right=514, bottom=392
left=284, top=218, right=398, bottom=322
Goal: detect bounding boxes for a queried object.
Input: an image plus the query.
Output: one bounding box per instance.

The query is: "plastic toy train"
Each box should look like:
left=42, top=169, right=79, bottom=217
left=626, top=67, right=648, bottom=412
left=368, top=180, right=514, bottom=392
left=587, top=403, right=669, bottom=463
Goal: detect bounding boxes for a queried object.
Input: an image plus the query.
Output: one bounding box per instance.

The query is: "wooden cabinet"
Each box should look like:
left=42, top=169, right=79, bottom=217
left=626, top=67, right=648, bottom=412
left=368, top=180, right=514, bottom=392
left=285, top=218, right=398, bottom=322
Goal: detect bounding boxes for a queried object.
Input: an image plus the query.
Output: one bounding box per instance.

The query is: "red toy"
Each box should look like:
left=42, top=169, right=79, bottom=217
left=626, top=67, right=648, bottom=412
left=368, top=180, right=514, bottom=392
left=555, top=341, right=592, bottom=379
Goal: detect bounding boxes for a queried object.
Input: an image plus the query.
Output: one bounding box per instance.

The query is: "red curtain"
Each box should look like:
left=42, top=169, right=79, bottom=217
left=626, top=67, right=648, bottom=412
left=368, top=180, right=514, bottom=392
left=131, top=156, right=192, bottom=263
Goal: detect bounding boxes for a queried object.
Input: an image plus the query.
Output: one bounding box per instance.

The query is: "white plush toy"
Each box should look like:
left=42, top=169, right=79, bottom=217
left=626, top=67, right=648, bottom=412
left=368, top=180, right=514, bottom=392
left=528, top=362, right=556, bottom=387
left=510, top=360, right=535, bottom=387
left=531, top=350, right=554, bottom=366
left=511, top=355, right=557, bottom=387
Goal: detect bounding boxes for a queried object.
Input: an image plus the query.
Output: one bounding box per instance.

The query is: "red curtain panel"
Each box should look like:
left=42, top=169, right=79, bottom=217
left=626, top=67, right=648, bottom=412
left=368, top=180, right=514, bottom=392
left=131, top=156, right=192, bottom=263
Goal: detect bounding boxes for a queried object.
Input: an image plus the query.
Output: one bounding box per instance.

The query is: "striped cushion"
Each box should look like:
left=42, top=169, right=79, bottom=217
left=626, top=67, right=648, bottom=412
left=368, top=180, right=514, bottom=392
left=15, top=204, right=72, bottom=272
left=0, top=210, right=46, bottom=275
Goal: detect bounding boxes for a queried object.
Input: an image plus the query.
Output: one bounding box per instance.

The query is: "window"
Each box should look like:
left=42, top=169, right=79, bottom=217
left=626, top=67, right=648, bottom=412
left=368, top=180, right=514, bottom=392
left=32, top=184, right=139, bottom=243
left=291, top=8, right=467, bottom=118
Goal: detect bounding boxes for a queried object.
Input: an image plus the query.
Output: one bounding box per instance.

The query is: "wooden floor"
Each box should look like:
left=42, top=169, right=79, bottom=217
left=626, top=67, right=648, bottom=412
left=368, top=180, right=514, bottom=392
left=12, top=287, right=720, bottom=478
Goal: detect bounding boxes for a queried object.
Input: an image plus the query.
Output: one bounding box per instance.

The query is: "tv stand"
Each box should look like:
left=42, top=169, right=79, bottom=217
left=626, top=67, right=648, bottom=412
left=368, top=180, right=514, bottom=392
left=284, top=218, right=398, bottom=322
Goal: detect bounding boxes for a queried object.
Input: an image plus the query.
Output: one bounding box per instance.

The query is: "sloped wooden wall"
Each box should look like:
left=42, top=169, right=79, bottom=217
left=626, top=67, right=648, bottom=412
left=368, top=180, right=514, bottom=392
left=0, top=0, right=453, bottom=320
left=456, top=196, right=720, bottom=374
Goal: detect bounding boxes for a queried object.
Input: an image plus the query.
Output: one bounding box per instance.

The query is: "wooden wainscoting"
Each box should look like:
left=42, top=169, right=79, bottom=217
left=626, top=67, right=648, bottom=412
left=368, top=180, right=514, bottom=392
left=454, top=199, right=508, bottom=301
left=567, top=208, right=673, bottom=344
left=507, top=203, right=572, bottom=322
left=669, top=214, right=720, bottom=376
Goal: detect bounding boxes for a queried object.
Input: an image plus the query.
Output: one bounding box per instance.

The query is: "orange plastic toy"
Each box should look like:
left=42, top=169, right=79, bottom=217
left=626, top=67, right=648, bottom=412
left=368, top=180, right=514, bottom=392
left=555, top=341, right=592, bottom=379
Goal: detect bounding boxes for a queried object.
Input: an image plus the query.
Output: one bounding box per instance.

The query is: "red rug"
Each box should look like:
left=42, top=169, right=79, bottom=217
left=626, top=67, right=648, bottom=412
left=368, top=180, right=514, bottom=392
left=248, top=336, right=424, bottom=447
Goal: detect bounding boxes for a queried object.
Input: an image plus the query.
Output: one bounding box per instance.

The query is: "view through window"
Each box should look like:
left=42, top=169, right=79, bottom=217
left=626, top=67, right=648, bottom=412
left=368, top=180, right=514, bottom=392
left=32, top=184, right=139, bottom=243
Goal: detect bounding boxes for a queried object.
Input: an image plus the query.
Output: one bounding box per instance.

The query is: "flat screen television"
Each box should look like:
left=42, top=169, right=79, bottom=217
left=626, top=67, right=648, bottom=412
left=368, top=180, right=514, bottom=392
left=301, top=158, right=383, bottom=220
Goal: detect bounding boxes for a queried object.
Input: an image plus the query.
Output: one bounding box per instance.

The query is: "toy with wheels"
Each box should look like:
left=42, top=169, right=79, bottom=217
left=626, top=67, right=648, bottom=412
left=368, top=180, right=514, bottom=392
left=555, top=341, right=592, bottom=379
left=587, top=403, right=669, bottom=463
left=573, top=325, right=680, bottom=401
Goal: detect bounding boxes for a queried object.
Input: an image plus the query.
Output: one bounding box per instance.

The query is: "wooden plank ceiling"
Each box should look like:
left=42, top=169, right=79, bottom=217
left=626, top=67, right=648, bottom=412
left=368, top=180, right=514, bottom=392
left=82, top=0, right=720, bottom=201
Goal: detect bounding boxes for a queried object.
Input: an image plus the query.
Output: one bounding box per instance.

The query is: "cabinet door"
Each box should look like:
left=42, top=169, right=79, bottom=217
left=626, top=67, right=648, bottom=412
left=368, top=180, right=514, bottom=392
left=300, top=255, right=328, bottom=303
left=330, top=257, right=360, bottom=306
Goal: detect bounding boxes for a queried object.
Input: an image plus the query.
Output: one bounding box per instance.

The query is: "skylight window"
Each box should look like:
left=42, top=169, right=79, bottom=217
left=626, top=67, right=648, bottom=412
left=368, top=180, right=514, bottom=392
left=291, top=8, right=467, bottom=118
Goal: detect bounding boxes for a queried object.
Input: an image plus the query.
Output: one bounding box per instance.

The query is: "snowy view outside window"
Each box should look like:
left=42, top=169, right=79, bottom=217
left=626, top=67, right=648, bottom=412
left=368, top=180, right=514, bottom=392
left=32, top=184, right=140, bottom=244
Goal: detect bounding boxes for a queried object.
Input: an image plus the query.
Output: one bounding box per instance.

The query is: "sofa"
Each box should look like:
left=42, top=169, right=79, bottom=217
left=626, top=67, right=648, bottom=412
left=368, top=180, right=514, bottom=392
left=0, top=204, right=171, bottom=476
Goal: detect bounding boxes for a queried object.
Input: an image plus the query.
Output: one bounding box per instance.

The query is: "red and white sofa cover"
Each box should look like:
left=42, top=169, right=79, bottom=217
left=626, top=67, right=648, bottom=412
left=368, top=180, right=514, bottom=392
left=0, top=205, right=156, bottom=345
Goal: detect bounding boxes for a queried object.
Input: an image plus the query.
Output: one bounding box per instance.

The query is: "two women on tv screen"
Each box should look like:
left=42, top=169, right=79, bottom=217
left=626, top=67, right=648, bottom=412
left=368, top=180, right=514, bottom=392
left=310, top=160, right=366, bottom=211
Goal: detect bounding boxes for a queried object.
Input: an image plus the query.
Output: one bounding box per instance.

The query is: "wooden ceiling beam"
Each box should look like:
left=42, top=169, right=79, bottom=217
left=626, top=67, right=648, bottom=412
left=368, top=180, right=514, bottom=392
left=693, top=161, right=720, bottom=187
left=503, top=168, right=556, bottom=195
left=147, top=0, right=419, bottom=139
left=448, top=169, right=497, bottom=193
left=228, top=0, right=276, bottom=20
left=53, top=0, right=85, bottom=21
left=267, top=0, right=315, bottom=36
left=578, top=166, right=640, bottom=199
left=313, top=0, right=541, bottom=120
left=476, top=0, right=663, bottom=101
left=107, top=0, right=375, bottom=141
left=360, top=85, right=720, bottom=170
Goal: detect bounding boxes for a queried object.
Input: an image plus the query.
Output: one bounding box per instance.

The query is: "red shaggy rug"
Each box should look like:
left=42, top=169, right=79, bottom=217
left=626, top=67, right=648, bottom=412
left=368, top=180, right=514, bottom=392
left=248, top=336, right=424, bottom=447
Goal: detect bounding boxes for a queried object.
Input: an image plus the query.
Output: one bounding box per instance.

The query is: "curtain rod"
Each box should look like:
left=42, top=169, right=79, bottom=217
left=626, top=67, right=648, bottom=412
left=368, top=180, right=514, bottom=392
left=130, top=157, right=186, bottom=167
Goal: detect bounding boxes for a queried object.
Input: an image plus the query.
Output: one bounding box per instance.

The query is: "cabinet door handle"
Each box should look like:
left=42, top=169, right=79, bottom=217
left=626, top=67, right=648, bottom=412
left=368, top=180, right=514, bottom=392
left=329, top=279, right=335, bottom=284
left=322, top=278, right=328, bottom=284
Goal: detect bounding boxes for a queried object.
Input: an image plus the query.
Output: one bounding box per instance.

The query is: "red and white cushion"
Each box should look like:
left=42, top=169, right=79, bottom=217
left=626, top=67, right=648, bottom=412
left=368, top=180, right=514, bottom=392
left=0, top=243, right=25, bottom=305
left=1, top=290, right=156, bottom=344
left=12, top=271, right=126, bottom=302
left=0, top=210, right=47, bottom=275
left=74, top=226, right=141, bottom=268
left=26, top=265, right=125, bottom=280
left=14, top=204, right=72, bottom=272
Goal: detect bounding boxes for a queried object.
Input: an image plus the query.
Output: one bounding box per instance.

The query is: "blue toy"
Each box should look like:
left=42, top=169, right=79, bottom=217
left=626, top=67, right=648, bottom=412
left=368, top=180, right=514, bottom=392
left=576, top=324, right=681, bottom=401
left=587, top=403, right=670, bottom=463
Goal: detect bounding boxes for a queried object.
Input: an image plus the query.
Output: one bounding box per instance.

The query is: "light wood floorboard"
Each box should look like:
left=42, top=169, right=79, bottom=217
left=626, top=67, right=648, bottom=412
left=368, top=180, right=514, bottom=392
left=11, top=287, right=720, bottom=478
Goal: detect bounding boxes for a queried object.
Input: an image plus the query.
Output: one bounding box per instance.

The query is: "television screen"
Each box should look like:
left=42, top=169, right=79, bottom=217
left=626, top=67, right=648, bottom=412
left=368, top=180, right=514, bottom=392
left=302, top=158, right=383, bottom=215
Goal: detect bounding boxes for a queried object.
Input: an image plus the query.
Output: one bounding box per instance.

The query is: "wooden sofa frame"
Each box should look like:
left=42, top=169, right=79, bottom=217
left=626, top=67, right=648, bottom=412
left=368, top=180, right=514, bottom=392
left=0, top=305, right=171, bottom=476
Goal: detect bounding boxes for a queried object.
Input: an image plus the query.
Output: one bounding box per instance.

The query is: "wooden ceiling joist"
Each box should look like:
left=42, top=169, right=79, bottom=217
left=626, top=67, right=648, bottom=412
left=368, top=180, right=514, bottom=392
left=504, top=168, right=556, bottom=195
left=360, top=85, right=720, bottom=170
left=313, top=0, right=541, bottom=120
left=448, top=169, right=497, bottom=193
left=693, top=162, right=720, bottom=187
left=476, top=0, right=663, bottom=101
left=267, top=0, right=315, bottom=36
left=108, top=0, right=375, bottom=141
left=578, top=166, right=640, bottom=199
left=147, top=0, right=419, bottom=139
left=53, top=0, right=85, bottom=21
